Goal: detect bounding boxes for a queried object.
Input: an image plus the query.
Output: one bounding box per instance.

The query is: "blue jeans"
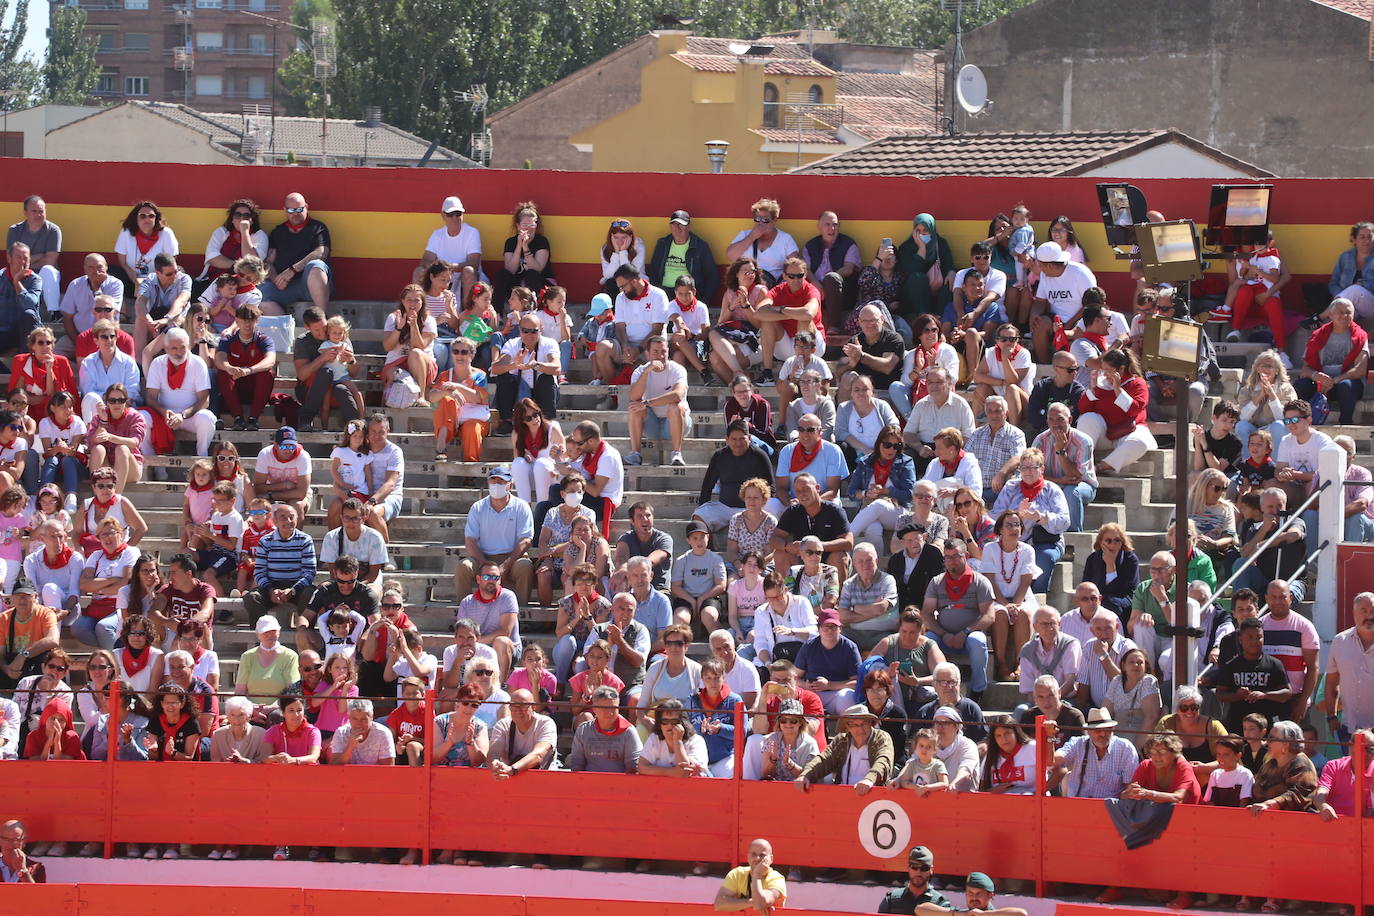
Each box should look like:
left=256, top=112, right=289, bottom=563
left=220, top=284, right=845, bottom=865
left=1296, top=376, right=1365, bottom=425
left=260, top=259, right=332, bottom=305
left=1236, top=419, right=1287, bottom=460
left=1063, top=482, right=1097, bottom=533
left=553, top=633, right=579, bottom=686
left=1346, top=513, right=1374, bottom=543
left=558, top=339, right=572, bottom=374
left=71, top=609, right=121, bottom=650
left=433, top=332, right=455, bottom=374
left=928, top=628, right=990, bottom=692
left=1032, top=538, right=1063, bottom=593
left=21, top=447, right=38, bottom=496
left=41, top=454, right=81, bottom=494
left=888, top=380, right=916, bottom=418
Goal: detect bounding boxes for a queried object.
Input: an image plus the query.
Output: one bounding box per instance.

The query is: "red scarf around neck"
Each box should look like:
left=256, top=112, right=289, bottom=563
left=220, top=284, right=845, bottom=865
left=1020, top=475, right=1046, bottom=502
left=676, top=295, right=698, bottom=312
left=42, top=545, right=74, bottom=570
left=939, top=449, right=966, bottom=477
left=103, top=545, right=127, bottom=561
left=521, top=422, right=549, bottom=460
left=135, top=231, right=159, bottom=255
left=122, top=644, right=151, bottom=678
left=165, top=358, right=188, bottom=390
left=92, top=493, right=117, bottom=512
left=220, top=229, right=243, bottom=260
left=789, top=440, right=820, bottom=473
left=943, top=567, right=975, bottom=603
left=473, top=587, right=500, bottom=604
left=1080, top=332, right=1108, bottom=353
left=157, top=713, right=191, bottom=756
left=871, top=457, right=893, bottom=487
left=189, top=478, right=214, bottom=493
left=582, top=440, right=606, bottom=477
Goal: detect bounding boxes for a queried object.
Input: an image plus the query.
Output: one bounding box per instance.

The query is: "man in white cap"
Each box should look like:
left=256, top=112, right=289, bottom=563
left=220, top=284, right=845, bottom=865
left=931, top=705, right=979, bottom=792
left=416, top=195, right=484, bottom=296
left=1028, top=241, right=1097, bottom=363
left=1052, top=707, right=1138, bottom=799
left=453, top=464, right=534, bottom=603
left=795, top=703, right=893, bottom=794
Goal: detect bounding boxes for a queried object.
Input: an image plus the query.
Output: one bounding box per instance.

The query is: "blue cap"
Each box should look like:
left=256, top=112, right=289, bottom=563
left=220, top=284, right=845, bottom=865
left=588, top=293, right=613, bottom=317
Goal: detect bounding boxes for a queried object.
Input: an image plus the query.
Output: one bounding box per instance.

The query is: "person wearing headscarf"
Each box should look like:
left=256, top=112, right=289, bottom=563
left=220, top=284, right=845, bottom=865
left=896, top=214, right=955, bottom=321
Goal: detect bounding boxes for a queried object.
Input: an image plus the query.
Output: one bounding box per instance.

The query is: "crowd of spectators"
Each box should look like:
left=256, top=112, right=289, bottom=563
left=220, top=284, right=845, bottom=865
left=3, top=192, right=1373, bottom=896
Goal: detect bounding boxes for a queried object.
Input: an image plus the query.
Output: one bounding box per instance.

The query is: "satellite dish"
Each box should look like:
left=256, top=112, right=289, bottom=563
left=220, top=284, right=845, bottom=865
left=956, top=64, right=988, bottom=114
left=727, top=41, right=752, bottom=56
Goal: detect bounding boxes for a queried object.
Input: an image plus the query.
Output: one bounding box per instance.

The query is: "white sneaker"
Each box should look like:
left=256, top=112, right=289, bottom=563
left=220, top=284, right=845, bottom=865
left=125, top=844, right=142, bottom=858
left=221, top=848, right=239, bottom=860
left=143, top=846, right=160, bottom=859
left=64, top=493, right=77, bottom=514
left=273, top=846, right=290, bottom=861
left=669, top=451, right=685, bottom=467
left=589, top=378, right=604, bottom=387
left=78, top=843, right=100, bottom=857
left=1225, top=329, right=1241, bottom=343
left=47, top=843, right=67, bottom=857
left=207, top=847, right=223, bottom=860
left=162, top=847, right=179, bottom=859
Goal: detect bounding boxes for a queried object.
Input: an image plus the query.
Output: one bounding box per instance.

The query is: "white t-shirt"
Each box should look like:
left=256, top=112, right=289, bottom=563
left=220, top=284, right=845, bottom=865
left=1203, top=765, right=1255, bottom=805
left=319, top=524, right=390, bottom=567
left=536, top=309, right=570, bottom=343
left=84, top=543, right=141, bottom=582
left=254, top=443, right=311, bottom=487
left=729, top=229, right=800, bottom=280
left=384, top=311, right=439, bottom=360
left=779, top=353, right=833, bottom=382
left=114, top=227, right=180, bottom=279
left=954, top=266, right=1008, bottom=300
left=0, top=437, right=26, bottom=466
left=630, top=360, right=690, bottom=420
left=37, top=416, right=88, bottom=452
left=331, top=446, right=372, bottom=493
left=498, top=334, right=559, bottom=389
left=391, top=651, right=440, bottom=696
left=667, top=300, right=710, bottom=336
left=977, top=540, right=1040, bottom=599
left=424, top=223, right=483, bottom=267
left=614, top=284, right=670, bottom=346
left=207, top=509, right=244, bottom=552
left=146, top=355, right=211, bottom=412
left=1275, top=429, right=1335, bottom=483
left=1036, top=261, right=1098, bottom=322
left=367, top=440, right=406, bottom=498
left=1245, top=252, right=1282, bottom=291
left=318, top=608, right=367, bottom=660
left=574, top=442, right=624, bottom=506
left=983, top=344, right=1036, bottom=393
left=441, top=642, right=499, bottom=683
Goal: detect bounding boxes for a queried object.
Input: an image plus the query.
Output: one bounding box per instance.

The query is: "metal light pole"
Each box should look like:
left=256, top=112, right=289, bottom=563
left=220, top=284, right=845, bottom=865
left=237, top=9, right=311, bottom=157
left=705, top=140, right=730, bottom=173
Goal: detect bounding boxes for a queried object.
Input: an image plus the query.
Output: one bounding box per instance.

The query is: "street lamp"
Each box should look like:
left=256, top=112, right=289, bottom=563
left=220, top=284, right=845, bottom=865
left=704, top=139, right=730, bottom=173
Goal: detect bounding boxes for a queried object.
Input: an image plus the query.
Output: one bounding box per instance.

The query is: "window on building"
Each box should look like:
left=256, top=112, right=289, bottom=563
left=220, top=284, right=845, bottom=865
left=125, top=76, right=150, bottom=96
left=248, top=0, right=267, bottom=9
left=808, top=84, right=823, bottom=104
left=247, top=75, right=267, bottom=99
left=763, top=82, right=779, bottom=128
left=124, top=33, right=150, bottom=51
left=196, top=0, right=223, bottom=7
left=248, top=34, right=268, bottom=54
left=195, top=75, right=223, bottom=97
left=195, top=31, right=223, bottom=50
left=94, top=31, right=116, bottom=52
left=97, top=73, right=117, bottom=95
left=123, top=0, right=149, bottom=8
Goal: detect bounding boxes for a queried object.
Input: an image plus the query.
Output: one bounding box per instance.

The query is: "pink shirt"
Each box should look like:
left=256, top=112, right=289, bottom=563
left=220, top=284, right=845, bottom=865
left=1318, top=755, right=1374, bottom=817
left=0, top=511, right=29, bottom=562
left=313, top=684, right=360, bottom=734
left=264, top=722, right=322, bottom=760
left=506, top=667, right=557, bottom=697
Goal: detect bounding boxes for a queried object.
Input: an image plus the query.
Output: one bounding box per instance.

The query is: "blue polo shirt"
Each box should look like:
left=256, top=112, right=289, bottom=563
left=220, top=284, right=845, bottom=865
left=794, top=634, right=861, bottom=683
left=464, top=494, right=534, bottom=555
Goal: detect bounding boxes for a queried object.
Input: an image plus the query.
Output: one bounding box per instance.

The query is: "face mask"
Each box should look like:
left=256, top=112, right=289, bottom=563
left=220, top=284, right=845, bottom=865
left=489, top=483, right=509, bottom=499
left=563, top=491, right=584, bottom=508
left=917, top=233, right=932, bottom=245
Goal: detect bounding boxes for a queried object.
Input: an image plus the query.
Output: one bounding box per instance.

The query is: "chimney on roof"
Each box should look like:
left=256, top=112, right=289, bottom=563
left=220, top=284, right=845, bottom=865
left=364, top=106, right=382, bottom=128
left=656, top=31, right=689, bottom=55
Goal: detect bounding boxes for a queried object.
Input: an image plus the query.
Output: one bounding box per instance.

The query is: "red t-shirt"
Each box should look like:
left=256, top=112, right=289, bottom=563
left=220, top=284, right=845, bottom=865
left=385, top=703, right=427, bottom=746
left=1131, top=758, right=1202, bottom=805
left=763, top=686, right=828, bottom=751
left=767, top=279, right=824, bottom=341
left=157, top=579, right=215, bottom=625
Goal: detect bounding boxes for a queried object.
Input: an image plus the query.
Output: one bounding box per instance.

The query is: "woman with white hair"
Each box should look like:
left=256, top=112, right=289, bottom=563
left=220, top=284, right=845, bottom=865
left=1246, top=719, right=1319, bottom=912
left=207, top=695, right=266, bottom=859
left=1156, top=684, right=1225, bottom=769
left=138, top=326, right=218, bottom=457
left=889, top=479, right=949, bottom=552
left=1235, top=349, right=1295, bottom=459
left=1296, top=297, right=1367, bottom=425
left=1335, top=435, right=1374, bottom=542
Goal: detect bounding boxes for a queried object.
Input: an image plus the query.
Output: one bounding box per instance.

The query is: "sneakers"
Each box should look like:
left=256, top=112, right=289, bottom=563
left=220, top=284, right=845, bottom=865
left=162, top=846, right=179, bottom=859
left=669, top=451, right=685, bottom=467
left=221, top=848, right=239, bottom=860
left=1208, top=303, right=1233, bottom=322
left=1224, top=329, right=1241, bottom=342
left=273, top=846, right=290, bottom=861
left=594, top=395, right=616, bottom=411
left=246, top=419, right=259, bottom=432
left=125, top=844, right=142, bottom=859
left=589, top=378, right=604, bottom=387
left=78, top=843, right=100, bottom=857
left=47, top=843, right=67, bottom=857
left=757, top=368, right=776, bottom=385
left=63, top=493, right=77, bottom=514
left=624, top=451, right=643, bottom=466
left=556, top=374, right=568, bottom=385
left=208, top=847, right=223, bottom=860
left=143, top=846, right=160, bottom=859
left=232, top=417, right=247, bottom=431
left=701, top=369, right=719, bottom=386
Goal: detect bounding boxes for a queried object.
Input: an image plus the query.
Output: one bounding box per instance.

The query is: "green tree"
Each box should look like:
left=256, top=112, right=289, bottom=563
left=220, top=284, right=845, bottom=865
left=278, top=48, right=325, bottom=116
left=43, top=5, right=100, bottom=105
left=0, top=0, right=41, bottom=111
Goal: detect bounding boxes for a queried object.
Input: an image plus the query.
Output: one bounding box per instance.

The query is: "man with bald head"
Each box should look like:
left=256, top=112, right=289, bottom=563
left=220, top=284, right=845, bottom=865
left=715, top=837, right=788, bottom=912
left=489, top=688, right=559, bottom=776
left=1073, top=609, right=1136, bottom=709
left=1128, top=551, right=1198, bottom=666
left=804, top=211, right=862, bottom=336
left=58, top=253, right=124, bottom=357
left=838, top=301, right=905, bottom=401
left=262, top=192, right=332, bottom=314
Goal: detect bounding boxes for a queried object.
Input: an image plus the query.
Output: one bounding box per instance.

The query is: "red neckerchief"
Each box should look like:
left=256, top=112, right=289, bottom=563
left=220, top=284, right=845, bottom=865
left=1245, top=456, right=1269, bottom=469
left=19, top=356, right=48, bottom=391
left=236, top=280, right=257, bottom=295
left=943, top=567, right=975, bottom=602
left=165, top=358, right=188, bottom=390
left=473, top=587, right=500, bottom=604
left=595, top=714, right=632, bottom=736
left=122, top=644, right=151, bottom=678
left=595, top=311, right=615, bottom=325
left=220, top=229, right=242, bottom=260
left=676, top=295, right=698, bottom=312
left=92, top=493, right=117, bottom=512
left=50, top=415, right=74, bottom=433
left=190, top=646, right=205, bottom=663
left=628, top=281, right=650, bottom=301
left=216, top=464, right=240, bottom=482
left=158, top=712, right=190, bottom=751
left=1252, top=245, right=1280, bottom=261
left=1020, top=475, right=1047, bottom=502
left=1000, top=343, right=1026, bottom=362
left=520, top=423, right=549, bottom=459
left=789, top=440, right=820, bottom=473
left=938, top=449, right=966, bottom=477
left=698, top=686, right=730, bottom=710
left=581, top=440, right=606, bottom=477
left=1080, top=332, right=1109, bottom=352
left=285, top=219, right=308, bottom=234
left=42, top=545, right=74, bottom=570
left=103, top=545, right=127, bottom=561
left=189, top=478, right=214, bottom=493
left=871, top=457, right=893, bottom=486
left=135, top=231, right=159, bottom=255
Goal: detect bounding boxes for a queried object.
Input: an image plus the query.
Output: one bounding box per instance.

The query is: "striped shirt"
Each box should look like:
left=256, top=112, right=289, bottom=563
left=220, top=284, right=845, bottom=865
left=1033, top=427, right=1098, bottom=488
left=1059, top=733, right=1140, bottom=799
left=252, top=528, right=317, bottom=590
left=967, top=423, right=1026, bottom=482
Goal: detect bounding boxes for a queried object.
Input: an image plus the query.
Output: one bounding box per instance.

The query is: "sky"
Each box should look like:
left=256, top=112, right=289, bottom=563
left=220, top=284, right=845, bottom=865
left=16, top=0, right=48, bottom=67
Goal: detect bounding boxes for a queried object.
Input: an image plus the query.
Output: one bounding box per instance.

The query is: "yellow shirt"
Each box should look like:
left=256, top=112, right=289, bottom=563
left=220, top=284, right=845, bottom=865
left=722, top=865, right=787, bottom=907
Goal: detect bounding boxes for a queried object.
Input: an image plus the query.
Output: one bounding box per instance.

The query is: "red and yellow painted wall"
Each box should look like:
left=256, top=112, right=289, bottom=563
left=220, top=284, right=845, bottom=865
left=2, top=160, right=1367, bottom=306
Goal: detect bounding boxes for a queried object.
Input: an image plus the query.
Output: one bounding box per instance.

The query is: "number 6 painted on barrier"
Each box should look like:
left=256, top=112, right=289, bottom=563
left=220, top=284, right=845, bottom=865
left=858, top=799, right=911, bottom=859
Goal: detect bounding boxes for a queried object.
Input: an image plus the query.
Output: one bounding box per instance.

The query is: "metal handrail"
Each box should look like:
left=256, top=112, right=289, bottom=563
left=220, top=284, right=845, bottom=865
left=1283, top=539, right=1329, bottom=587
left=1212, top=480, right=1329, bottom=599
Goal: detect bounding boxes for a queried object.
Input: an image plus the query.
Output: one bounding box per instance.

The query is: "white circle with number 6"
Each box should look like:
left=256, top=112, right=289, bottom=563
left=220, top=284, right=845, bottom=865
left=858, top=799, right=911, bottom=859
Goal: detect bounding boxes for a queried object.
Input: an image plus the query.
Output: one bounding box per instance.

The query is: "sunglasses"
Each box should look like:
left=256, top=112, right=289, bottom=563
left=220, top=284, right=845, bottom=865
left=127, top=631, right=149, bottom=637
left=911, top=864, right=933, bottom=872
left=461, top=701, right=481, bottom=709
left=664, top=639, right=688, bottom=647
left=803, top=549, right=822, bottom=556
left=444, top=211, right=464, bottom=218
left=335, top=577, right=357, bottom=585
left=248, top=509, right=268, bottom=516
left=105, top=397, right=128, bottom=404
left=233, top=211, right=253, bottom=218
left=479, top=573, right=500, bottom=581
left=380, top=602, right=403, bottom=609
left=610, top=220, right=630, bottom=230
left=525, top=414, right=543, bottom=422
left=879, top=441, right=899, bottom=450
left=998, top=335, right=1019, bottom=342
left=46, top=663, right=70, bottom=672
left=1282, top=417, right=1303, bottom=425
left=785, top=272, right=805, bottom=279
left=954, top=500, right=972, bottom=508
left=138, top=212, right=158, bottom=220
left=453, top=348, right=473, bottom=356
left=753, top=216, right=773, bottom=224
left=1177, top=704, right=1201, bottom=712
left=520, top=327, right=540, bottom=334
left=473, top=669, right=495, bottom=676
left=94, top=482, right=116, bottom=490
left=285, top=206, right=306, bottom=214
left=302, top=664, right=323, bottom=672
left=799, top=426, right=820, bottom=433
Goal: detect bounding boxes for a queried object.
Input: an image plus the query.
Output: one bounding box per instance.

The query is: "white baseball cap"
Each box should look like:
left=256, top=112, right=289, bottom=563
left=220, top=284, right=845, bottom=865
left=1035, top=241, right=1069, bottom=264
left=441, top=196, right=465, bottom=214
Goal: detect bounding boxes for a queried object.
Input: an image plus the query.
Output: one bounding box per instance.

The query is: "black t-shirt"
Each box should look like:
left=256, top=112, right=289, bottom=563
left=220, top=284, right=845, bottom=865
left=1215, top=652, right=1291, bottom=732
left=1017, top=702, right=1085, bottom=748
left=1026, top=377, right=1085, bottom=438
left=1203, top=430, right=1242, bottom=475
left=856, top=328, right=906, bottom=388
left=1236, top=457, right=1277, bottom=488
left=776, top=501, right=851, bottom=544
left=268, top=219, right=331, bottom=271
left=503, top=233, right=554, bottom=279
left=307, top=581, right=378, bottom=619
left=1239, top=512, right=1307, bottom=580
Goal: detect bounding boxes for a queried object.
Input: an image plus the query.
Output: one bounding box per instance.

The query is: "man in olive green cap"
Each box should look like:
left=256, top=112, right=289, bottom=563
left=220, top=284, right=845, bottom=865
left=878, top=845, right=951, bottom=914
left=915, top=871, right=1028, bottom=916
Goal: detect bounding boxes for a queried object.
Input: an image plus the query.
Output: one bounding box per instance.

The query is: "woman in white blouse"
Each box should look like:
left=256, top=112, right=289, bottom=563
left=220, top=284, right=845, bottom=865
left=1234, top=349, right=1296, bottom=459
left=980, top=510, right=1039, bottom=682
left=969, top=322, right=1035, bottom=426
left=113, top=201, right=179, bottom=285
left=834, top=375, right=898, bottom=466
left=598, top=219, right=646, bottom=298
left=921, top=427, right=984, bottom=502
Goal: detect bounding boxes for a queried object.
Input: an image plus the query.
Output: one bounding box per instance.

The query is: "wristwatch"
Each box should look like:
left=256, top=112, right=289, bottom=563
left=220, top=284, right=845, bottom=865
left=19, top=648, right=29, bottom=658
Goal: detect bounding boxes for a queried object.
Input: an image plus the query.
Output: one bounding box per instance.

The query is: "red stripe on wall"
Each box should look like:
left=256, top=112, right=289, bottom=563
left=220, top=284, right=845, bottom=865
left=7, top=159, right=1374, bottom=224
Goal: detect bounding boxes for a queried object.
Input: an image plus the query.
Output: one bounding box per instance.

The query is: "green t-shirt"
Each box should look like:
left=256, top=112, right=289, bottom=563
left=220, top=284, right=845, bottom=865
left=662, top=240, right=690, bottom=289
